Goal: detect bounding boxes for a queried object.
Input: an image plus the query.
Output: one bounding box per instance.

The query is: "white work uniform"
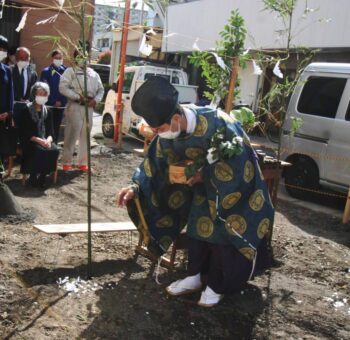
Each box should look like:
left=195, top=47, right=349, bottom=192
left=59, top=66, right=104, bottom=166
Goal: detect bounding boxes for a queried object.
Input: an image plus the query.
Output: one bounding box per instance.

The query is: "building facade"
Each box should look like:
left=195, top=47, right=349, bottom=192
left=0, top=0, right=94, bottom=73
left=162, top=0, right=350, bottom=110
left=92, top=4, right=147, bottom=51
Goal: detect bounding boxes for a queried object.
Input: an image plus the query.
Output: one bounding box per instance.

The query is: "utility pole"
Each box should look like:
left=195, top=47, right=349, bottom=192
left=114, top=0, right=131, bottom=146
left=225, top=57, right=240, bottom=114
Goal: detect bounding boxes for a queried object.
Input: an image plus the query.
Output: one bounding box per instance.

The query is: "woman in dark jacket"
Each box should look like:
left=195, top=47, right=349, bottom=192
left=20, top=82, right=59, bottom=187
left=0, top=35, right=14, bottom=174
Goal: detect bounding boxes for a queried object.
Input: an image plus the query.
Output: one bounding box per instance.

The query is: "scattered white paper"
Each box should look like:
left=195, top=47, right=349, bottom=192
left=57, top=276, right=106, bottom=296
left=16, top=9, right=30, bottom=32
left=334, top=301, right=345, bottom=308
left=273, top=60, right=283, bottom=79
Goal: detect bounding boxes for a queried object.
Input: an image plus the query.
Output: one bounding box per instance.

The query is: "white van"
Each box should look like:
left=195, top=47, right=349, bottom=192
left=281, top=62, right=350, bottom=198
left=102, top=64, right=197, bottom=139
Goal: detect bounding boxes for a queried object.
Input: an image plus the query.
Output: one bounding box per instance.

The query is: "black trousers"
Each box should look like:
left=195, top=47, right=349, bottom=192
left=187, top=237, right=252, bottom=294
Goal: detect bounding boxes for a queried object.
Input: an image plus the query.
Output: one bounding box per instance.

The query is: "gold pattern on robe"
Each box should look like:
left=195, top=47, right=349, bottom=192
left=156, top=215, right=174, bottom=228
left=196, top=216, right=214, bottom=238
left=156, top=139, right=163, bottom=158
left=193, top=116, right=208, bottom=137
left=185, top=148, right=205, bottom=159
left=143, top=158, right=152, bottom=177
left=160, top=236, right=173, bottom=250
left=257, top=218, right=270, bottom=239
left=194, top=194, right=206, bottom=206
left=214, top=162, right=234, bottom=182
left=243, top=160, right=254, bottom=183
left=225, top=215, right=247, bottom=235
left=249, top=189, right=265, bottom=211
left=163, top=148, right=179, bottom=164
left=222, top=192, right=242, bottom=209
left=151, top=192, right=159, bottom=207
left=239, top=247, right=255, bottom=261
left=257, top=163, right=264, bottom=180
left=208, top=200, right=217, bottom=220
left=168, top=191, right=185, bottom=209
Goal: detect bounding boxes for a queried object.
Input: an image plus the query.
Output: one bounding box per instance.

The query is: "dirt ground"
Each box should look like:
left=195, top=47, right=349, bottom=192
left=0, top=144, right=349, bottom=340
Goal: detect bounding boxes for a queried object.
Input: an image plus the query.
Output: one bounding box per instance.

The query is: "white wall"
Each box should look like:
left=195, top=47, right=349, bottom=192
left=163, top=0, right=350, bottom=53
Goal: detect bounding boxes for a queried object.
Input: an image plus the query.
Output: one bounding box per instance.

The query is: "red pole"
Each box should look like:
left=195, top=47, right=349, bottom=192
left=114, top=0, right=131, bottom=145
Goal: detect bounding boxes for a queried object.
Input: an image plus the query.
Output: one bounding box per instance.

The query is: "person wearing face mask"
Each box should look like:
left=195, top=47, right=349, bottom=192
left=59, top=42, right=104, bottom=172
left=0, top=35, right=15, bottom=170
left=11, top=47, right=38, bottom=127
left=4, top=46, right=17, bottom=67
left=19, top=82, right=59, bottom=188
left=117, top=76, right=274, bottom=307
left=40, top=50, right=67, bottom=144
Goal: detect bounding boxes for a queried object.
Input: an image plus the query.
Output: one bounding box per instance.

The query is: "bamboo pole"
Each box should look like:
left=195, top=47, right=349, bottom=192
left=81, top=1, right=92, bottom=278
left=114, top=0, right=131, bottom=147
left=225, top=57, right=240, bottom=114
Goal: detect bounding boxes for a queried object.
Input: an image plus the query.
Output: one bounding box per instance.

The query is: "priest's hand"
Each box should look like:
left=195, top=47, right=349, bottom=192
left=0, top=112, right=8, bottom=121
left=186, top=168, right=204, bottom=187
left=117, top=186, right=135, bottom=207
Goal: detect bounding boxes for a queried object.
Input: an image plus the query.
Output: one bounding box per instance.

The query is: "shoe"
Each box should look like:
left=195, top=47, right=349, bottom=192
left=198, top=286, right=223, bottom=307
left=165, top=274, right=202, bottom=296
left=78, top=165, right=89, bottom=172
left=63, top=164, right=72, bottom=171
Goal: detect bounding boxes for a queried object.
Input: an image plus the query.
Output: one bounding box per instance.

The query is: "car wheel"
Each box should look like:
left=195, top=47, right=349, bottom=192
left=284, top=157, right=319, bottom=199
left=102, top=114, right=114, bottom=138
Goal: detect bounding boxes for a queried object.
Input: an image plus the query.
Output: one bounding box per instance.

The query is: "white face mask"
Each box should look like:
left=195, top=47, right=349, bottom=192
left=158, top=121, right=181, bottom=139
left=53, top=59, right=63, bottom=67
left=17, top=60, right=29, bottom=69
left=35, top=96, right=48, bottom=105
left=0, top=51, right=7, bottom=62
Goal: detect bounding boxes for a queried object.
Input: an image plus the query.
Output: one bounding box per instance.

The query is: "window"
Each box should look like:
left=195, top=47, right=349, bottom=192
left=122, top=72, right=134, bottom=93
left=298, top=76, right=346, bottom=119
left=144, top=73, right=171, bottom=82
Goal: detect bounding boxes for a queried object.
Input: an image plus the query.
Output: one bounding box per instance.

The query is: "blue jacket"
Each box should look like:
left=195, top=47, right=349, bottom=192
left=0, top=62, right=14, bottom=116
left=40, top=65, right=67, bottom=107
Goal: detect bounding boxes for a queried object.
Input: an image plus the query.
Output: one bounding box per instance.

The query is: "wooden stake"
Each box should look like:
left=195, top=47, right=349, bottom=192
left=225, top=57, right=240, bottom=114
left=342, top=188, right=350, bottom=224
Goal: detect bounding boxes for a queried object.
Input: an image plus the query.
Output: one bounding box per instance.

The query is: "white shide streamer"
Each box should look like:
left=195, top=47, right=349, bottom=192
left=252, top=60, right=263, bottom=75
left=273, top=60, right=284, bottom=79
left=16, top=9, right=30, bottom=32
left=139, top=33, right=152, bottom=57
left=210, top=52, right=228, bottom=71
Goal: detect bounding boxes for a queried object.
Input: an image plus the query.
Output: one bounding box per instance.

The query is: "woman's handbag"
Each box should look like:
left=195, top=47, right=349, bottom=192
left=0, top=121, right=19, bottom=156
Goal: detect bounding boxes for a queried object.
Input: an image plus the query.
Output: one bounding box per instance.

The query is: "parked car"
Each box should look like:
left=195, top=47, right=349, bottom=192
left=102, top=64, right=198, bottom=139
left=89, top=63, right=111, bottom=85
left=281, top=62, right=350, bottom=198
